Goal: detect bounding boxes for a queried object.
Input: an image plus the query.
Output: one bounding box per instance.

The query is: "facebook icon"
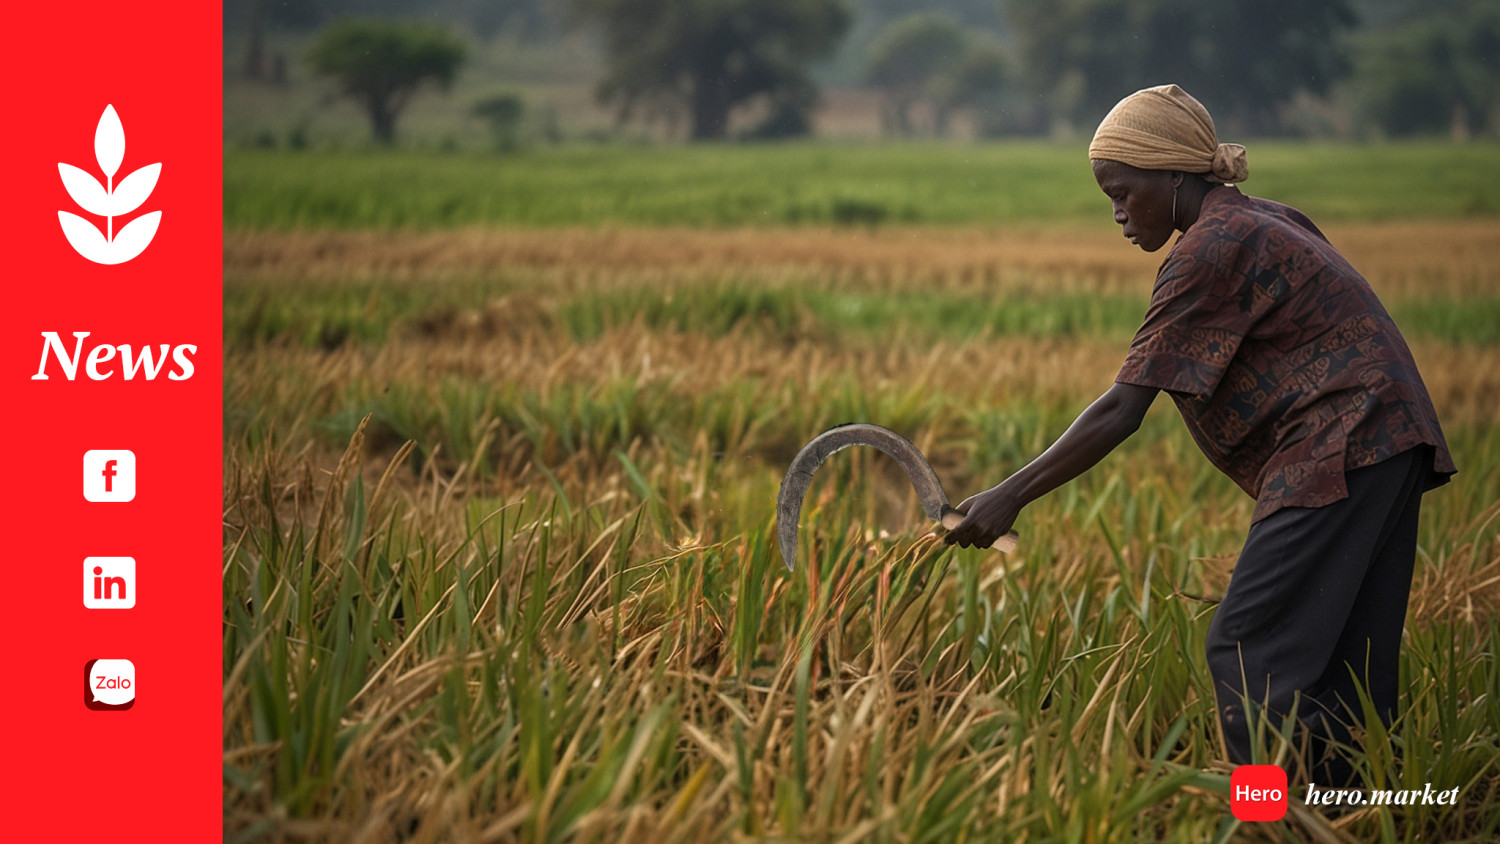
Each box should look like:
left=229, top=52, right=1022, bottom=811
left=83, top=450, right=136, bottom=502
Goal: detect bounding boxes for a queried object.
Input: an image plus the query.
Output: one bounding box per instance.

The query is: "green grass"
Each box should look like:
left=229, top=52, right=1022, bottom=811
left=225, top=271, right=1500, bottom=351
left=224, top=141, right=1500, bottom=229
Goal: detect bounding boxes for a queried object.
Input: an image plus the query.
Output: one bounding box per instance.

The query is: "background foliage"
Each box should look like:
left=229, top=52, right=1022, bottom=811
left=227, top=0, right=1500, bottom=144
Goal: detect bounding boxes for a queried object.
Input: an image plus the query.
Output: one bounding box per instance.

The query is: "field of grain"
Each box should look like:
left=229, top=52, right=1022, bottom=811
left=222, top=218, right=1500, bottom=843
left=223, top=143, right=1500, bottom=229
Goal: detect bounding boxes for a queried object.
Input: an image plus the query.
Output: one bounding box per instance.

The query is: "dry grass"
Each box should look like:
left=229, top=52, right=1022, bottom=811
left=225, top=222, right=1500, bottom=298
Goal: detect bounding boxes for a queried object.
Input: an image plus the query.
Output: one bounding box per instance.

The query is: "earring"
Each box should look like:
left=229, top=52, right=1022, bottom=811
left=1172, top=185, right=1179, bottom=228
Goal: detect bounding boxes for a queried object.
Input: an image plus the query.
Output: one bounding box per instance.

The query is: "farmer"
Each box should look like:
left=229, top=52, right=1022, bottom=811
left=945, top=84, right=1454, bottom=784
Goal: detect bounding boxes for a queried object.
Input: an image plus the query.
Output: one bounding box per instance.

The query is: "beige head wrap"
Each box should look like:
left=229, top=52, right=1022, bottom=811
left=1088, top=84, right=1248, bottom=183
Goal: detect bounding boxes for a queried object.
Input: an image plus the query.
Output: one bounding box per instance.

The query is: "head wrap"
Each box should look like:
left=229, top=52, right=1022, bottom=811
left=1088, top=84, right=1248, bottom=183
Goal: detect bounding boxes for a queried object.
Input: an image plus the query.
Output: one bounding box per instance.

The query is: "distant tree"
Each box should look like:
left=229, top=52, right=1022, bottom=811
left=263, top=0, right=322, bottom=27
left=863, top=0, right=1007, bottom=30
left=307, top=18, right=467, bottom=145
left=234, top=0, right=562, bottom=38
left=472, top=93, right=526, bottom=150
left=239, top=0, right=320, bottom=79
left=1008, top=0, right=1356, bottom=135
left=244, top=0, right=267, bottom=80
left=815, top=0, right=1011, bottom=85
left=932, top=38, right=1009, bottom=136
left=1197, top=0, right=1357, bottom=134
left=1006, top=0, right=1132, bottom=131
left=568, top=0, right=850, bottom=141
left=866, top=14, right=966, bottom=137
left=742, top=78, right=821, bottom=140
left=1351, top=3, right=1500, bottom=137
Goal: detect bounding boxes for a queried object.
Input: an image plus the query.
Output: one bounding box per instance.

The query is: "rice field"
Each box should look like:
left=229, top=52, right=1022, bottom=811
left=223, top=219, right=1500, bottom=842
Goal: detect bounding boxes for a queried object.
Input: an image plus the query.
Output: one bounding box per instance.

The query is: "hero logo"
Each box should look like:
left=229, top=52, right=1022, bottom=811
left=58, top=104, right=162, bottom=265
left=30, top=331, right=195, bottom=381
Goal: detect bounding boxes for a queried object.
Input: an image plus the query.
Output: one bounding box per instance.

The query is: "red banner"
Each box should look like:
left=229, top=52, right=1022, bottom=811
left=4, top=4, right=221, bottom=840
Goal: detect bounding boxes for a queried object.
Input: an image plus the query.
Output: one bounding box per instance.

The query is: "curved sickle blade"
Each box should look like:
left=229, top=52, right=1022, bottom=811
left=776, top=423, right=951, bottom=571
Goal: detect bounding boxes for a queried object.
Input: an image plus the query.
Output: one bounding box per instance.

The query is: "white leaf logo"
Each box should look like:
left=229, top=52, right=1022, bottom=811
left=58, top=163, right=111, bottom=216
left=59, top=104, right=162, bottom=265
left=95, top=105, right=125, bottom=179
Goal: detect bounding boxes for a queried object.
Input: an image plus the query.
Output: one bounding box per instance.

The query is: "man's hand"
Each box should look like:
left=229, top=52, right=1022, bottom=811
left=946, top=483, right=1023, bottom=548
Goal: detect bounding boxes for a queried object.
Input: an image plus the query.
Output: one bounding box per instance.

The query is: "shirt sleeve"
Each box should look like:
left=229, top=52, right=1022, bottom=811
left=1116, top=244, right=1247, bottom=399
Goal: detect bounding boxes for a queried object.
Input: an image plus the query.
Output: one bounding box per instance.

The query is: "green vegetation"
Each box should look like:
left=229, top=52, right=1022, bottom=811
left=225, top=271, right=1500, bottom=350
left=224, top=142, right=1500, bottom=229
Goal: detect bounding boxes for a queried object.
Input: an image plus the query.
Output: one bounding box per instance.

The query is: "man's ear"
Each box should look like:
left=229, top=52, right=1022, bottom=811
left=1170, top=171, right=1185, bottom=188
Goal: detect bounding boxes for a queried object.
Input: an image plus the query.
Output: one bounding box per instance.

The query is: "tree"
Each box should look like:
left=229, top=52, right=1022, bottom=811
left=1197, top=0, right=1357, bottom=134
left=933, top=40, right=1012, bottom=137
left=1349, top=2, right=1500, bottom=137
left=472, top=93, right=526, bottom=150
left=865, top=17, right=1013, bottom=138
left=866, top=15, right=966, bottom=137
left=307, top=18, right=466, bottom=145
left=569, top=0, right=850, bottom=141
left=1008, top=0, right=1356, bottom=135
left=238, top=0, right=321, bottom=80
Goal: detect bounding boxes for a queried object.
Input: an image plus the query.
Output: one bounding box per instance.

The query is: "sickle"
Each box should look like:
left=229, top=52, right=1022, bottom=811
left=775, top=423, right=1018, bottom=571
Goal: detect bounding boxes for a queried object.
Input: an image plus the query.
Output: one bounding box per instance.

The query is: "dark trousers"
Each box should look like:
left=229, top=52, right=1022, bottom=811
left=1206, top=447, right=1430, bottom=785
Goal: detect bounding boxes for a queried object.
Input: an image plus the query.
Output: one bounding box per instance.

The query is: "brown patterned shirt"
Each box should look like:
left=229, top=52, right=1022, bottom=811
left=1116, top=186, right=1455, bottom=522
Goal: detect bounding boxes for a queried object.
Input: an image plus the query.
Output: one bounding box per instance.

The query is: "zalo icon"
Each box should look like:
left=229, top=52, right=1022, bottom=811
left=85, top=659, right=135, bottom=710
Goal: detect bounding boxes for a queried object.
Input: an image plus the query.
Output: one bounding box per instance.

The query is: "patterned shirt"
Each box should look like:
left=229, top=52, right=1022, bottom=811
left=1116, top=186, right=1455, bottom=522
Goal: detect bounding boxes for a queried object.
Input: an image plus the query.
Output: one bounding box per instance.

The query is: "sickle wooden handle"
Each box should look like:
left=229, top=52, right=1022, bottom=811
left=940, top=510, right=1019, bottom=553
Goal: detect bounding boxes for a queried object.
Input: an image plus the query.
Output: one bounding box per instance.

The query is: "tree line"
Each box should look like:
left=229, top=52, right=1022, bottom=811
left=245, top=0, right=1500, bottom=143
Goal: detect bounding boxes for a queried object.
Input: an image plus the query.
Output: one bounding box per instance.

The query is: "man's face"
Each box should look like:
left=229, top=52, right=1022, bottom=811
left=1092, top=160, right=1177, bottom=253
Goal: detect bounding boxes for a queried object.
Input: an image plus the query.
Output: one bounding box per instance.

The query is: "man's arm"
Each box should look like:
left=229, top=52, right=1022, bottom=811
left=946, top=381, right=1159, bottom=548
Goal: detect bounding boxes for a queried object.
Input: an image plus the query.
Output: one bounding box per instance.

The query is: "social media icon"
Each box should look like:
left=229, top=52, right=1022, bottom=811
left=83, top=557, right=135, bottom=609
left=84, top=659, right=135, bottom=710
left=1231, top=764, right=1288, bottom=821
left=83, top=449, right=135, bottom=502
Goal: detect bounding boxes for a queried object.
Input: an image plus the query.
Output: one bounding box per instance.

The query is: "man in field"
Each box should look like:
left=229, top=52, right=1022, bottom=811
left=945, top=84, right=1454, bottom=784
